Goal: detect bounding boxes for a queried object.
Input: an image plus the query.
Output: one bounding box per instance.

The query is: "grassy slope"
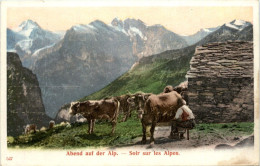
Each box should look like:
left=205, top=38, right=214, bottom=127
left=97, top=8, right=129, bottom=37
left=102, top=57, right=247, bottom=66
left=83, top=54, right=192, bottom=100
left=8, top=113, right=142, bottom=149
left=8, top=120, right=254, bottom=149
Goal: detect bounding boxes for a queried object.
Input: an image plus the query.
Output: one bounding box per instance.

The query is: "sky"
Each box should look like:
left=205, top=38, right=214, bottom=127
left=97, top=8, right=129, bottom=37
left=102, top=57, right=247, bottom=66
left=7, top=7, right=253, bottom=35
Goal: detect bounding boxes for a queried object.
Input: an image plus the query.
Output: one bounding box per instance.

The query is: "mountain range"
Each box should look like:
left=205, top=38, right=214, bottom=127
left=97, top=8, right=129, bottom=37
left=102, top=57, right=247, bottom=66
left=7, top=20, right=62, bottom=69
left=8, top=18, right=189, bottom=117
left=7, top=18, right=253, bottom=118
left=83, top=19, right=253, bottom=99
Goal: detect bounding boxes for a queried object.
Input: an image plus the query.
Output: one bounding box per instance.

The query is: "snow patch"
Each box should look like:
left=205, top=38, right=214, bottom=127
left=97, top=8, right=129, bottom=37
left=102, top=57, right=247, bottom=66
left=112, top=25, right=128, bottom=35
left=17, top=28, right=34, bottom=38
left=203, top=28, right=211, bottom=32
left=128, top=26, right=144, bottom=39
left=7, top=49, right=17, bottom=52
left=72, top=24, right=97, bottom=34
left=32, top=43, right=56, bottom=57
left=233, top=20, right=246, bottom=26
left=16, top=39, right=33, bottom=54
left=14, top=20, right=39, bottom=38
left=225, top=23, right=240, bottom=30
left=225, top=20, right=250, bottom=31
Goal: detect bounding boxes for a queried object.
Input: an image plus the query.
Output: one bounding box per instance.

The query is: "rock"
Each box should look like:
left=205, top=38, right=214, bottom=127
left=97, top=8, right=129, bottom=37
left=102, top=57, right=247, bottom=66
left=215, top=144, right=234, bottom=150
left=234, top=135, right=254, bottom=147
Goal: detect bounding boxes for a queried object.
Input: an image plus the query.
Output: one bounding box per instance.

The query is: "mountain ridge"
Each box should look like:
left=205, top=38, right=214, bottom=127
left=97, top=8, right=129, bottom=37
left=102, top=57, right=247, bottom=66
left=27, top=18, right=189, bottom=118
left=80, top=19, right=253, bottom=102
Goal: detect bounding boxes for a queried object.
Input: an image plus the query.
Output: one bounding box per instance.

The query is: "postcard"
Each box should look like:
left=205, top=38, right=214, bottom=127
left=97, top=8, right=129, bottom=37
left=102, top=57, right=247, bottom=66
left=0, top=0, right=259, bottom=165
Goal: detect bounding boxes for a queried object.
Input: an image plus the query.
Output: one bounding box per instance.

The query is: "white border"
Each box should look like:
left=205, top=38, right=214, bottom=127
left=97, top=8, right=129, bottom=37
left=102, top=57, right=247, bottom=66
left=0, top=1, right=259, bottom=165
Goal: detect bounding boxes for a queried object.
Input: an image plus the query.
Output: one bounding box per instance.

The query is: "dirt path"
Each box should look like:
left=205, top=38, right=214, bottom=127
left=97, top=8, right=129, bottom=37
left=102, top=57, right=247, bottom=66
left=109, top=126, right=247, bottom=150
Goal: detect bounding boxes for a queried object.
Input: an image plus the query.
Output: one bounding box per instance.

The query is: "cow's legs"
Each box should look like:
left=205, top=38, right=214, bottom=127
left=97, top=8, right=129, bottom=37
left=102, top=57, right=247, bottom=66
left=111, top=121, right=116, bottom=134
left=121, top=115, right=127, bottom=122
left=91, top=119, right=96, bottom=134
left=87, top=118, right=92, bottom=134
left=122, top=108, right=131, bottom=122
left=150, top=121, right=156, bottom=144
left=141, top=121, right=147, bottom=144
left=122, top=110, right=128, bottom=122
left=111, top=105, right=119, bottom=134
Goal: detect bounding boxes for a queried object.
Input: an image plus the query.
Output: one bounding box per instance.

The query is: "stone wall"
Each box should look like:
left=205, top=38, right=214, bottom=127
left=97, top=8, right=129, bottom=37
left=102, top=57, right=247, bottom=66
left=187, top=41, right=253, bottom=123
left=188, top=77, right=253, bottom=123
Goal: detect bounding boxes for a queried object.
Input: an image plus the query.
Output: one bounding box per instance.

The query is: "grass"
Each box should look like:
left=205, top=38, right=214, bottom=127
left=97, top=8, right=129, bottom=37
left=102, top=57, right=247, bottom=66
left=192, top=122, right=254, bottom=136
left=8, top=112, right=142, bottom=149
left=8, top=115, right=254, bottom=149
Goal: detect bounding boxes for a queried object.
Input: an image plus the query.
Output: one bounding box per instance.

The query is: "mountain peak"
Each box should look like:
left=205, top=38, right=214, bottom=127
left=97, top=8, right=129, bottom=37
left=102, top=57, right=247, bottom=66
left=19, top=19, right=40, bottom=30
left=224, top=19, right=251, bottom=31
left=113, top=17, right=122, bottom=22
left=111, top=17, right=123, bottom=27
left=230, top=19, right=247, bottom=26
left=124, top=18, right=144, bottom=24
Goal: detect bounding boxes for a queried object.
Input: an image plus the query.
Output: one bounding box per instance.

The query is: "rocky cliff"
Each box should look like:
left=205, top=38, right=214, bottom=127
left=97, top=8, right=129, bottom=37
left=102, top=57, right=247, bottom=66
left=7, top=52, right=51, bottom=136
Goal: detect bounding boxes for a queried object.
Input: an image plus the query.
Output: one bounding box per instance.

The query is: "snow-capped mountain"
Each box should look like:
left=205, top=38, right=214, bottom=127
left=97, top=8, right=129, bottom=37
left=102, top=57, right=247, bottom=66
left=181, top=19, right=251, bottom=46
left=181, top=26, right=220, bottom=45
left=7, top=19, right=63, bottom=68
left=196, top=19, right=252, bottom=45
left=30, top=18, right=188, bottom=117
left=7, top=18, right=252, bottom=118
left=33, top=19, right=135, bottom=117
left=224, top=19, right=251, bottom=31
left=111, top=18, right=188, bottom=58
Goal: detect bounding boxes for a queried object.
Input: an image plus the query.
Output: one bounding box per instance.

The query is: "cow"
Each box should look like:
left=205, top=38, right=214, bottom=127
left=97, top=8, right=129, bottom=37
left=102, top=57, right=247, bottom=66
left=69, top=98, right=120, bottom=134
left=24, top=124, right=37, bottom=134
left=140, top=91, right=185, bottom=144
left=115, top=94, right=133, bottom=122
left=127, top=92, right=152, bottom=119
left=49, top=120, right=55, bottom=129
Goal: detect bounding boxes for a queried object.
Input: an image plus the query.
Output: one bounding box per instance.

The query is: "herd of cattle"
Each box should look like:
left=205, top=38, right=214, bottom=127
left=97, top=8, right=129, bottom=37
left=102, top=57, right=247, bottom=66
left=23, top=82, right=195, bottom=144
left=69, top=82, right=195, bottom=144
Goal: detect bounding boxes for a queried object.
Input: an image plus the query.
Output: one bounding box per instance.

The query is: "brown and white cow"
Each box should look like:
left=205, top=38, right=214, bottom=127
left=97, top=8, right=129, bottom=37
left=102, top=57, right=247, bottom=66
left=115, top=94, right=133, bottom=122
left=127, top=92, right=152, bottom=119
left=141, top=91, right=185, bottom=144
left=49, top=120, right=55, bottom=129
left=69, top=98, right=120, bottom=134
left=24, top=124, right=37, bottom=134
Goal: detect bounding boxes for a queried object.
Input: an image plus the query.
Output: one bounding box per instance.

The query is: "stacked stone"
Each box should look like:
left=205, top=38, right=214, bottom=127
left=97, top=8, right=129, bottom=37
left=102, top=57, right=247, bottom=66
left=187, top=41, right=254, bottom=123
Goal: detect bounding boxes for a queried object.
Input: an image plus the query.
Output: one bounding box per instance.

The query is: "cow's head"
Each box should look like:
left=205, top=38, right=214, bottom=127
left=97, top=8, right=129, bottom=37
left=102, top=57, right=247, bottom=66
left=69, top=101, right=80, bottom=115
left=163, top=85, right=174, bottom=93
left=173, top=86, right=183, bottom=94
left=127, top=93, right=150, bottom=109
